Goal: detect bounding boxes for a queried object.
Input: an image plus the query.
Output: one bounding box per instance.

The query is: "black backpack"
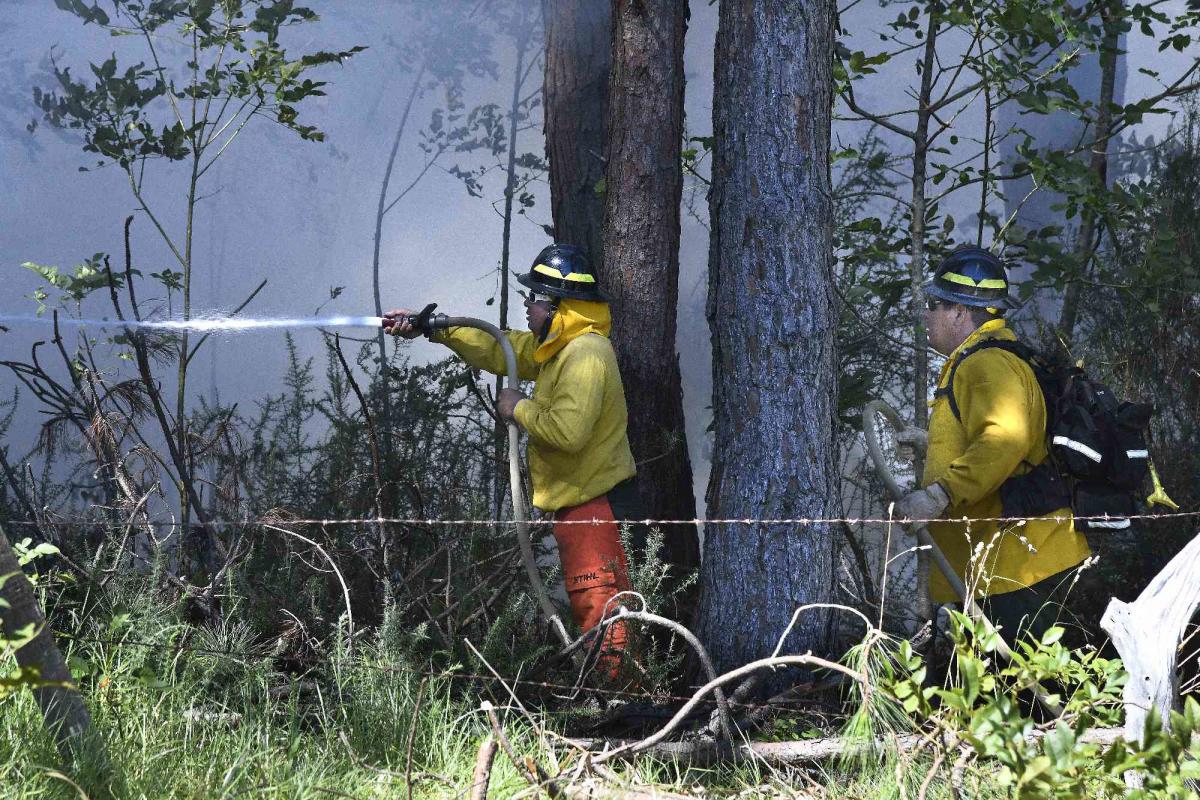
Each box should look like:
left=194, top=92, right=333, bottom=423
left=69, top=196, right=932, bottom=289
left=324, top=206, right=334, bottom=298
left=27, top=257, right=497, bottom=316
left=938, top=339, right=1154, bottom=531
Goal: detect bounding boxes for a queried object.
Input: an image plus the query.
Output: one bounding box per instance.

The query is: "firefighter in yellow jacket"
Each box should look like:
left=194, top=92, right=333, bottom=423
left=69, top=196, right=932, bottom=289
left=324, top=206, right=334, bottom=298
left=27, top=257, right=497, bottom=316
left=894, top=247, right=1091, bottom=640
left=384, top=244, right=639, bottom=673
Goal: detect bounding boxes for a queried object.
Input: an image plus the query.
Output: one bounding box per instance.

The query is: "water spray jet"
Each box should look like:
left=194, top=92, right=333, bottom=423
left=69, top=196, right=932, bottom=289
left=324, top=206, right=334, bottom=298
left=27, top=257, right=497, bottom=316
left=2, top=305, right=574, bottom=651
left=0, top=313, right=386, bottom=334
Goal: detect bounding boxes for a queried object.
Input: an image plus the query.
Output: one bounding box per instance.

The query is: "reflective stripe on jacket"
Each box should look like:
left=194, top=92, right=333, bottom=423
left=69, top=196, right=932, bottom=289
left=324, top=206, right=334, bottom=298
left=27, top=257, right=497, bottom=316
left=923, top=319, right=1091, bottom=602
left=432, top=326, right=636, bottom=512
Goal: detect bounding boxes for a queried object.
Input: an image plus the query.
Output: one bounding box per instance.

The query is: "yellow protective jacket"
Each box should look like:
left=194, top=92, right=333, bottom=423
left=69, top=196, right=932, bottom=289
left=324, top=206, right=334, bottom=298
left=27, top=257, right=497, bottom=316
left=431, top=303, right=636, bottom=512
left=923, top=319, right=1091, bottom=602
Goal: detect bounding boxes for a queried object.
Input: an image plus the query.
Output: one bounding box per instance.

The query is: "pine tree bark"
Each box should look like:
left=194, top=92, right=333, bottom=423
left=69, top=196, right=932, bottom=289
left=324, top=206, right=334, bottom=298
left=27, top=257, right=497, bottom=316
left=542, top=0, right=611, bottom=268
left=602, top=0, right=700, bottom=579
left=0, top=524, right=94, bottom=757
left=699, top=0, right=838, bottom=673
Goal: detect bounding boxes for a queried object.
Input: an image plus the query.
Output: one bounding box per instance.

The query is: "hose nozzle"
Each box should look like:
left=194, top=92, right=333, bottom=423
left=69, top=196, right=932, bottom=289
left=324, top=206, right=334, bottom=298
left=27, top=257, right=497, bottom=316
left=382, top=303, right=449, bottom=334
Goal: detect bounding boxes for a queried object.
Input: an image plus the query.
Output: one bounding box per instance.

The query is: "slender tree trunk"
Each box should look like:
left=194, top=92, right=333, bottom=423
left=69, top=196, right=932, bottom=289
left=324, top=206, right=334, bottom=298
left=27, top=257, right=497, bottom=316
left=909, top=13, right=938, bottom=439
left=372, top=65, right=427, bottom=516
left=177, top=45, right=202, bottom=544
left=542, top=0, right=611, bottom=268
left=0, top=524, right=95, bottom=758
left=603, top=0, right=699, bottom=580
left=904, top=13, right=940, bottom=625
left=177, top=158, right=199, bottom=546
left=1059, top=0, right=1121, bottom=344
left=698, top=0, right=838, bottom=674
left=495, top=21, right=535, bottom=519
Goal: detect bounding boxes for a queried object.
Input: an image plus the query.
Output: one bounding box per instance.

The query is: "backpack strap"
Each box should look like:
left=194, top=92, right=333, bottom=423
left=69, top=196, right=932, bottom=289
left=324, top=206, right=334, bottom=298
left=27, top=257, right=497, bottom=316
left=935, top=339, right=1032, bottom=422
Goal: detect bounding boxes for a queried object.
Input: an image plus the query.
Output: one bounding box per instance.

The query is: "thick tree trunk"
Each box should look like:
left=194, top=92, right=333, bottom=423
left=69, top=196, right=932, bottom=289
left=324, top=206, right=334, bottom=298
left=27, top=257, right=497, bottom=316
left=602, top=0, right=699, bottom=579
left=699, top=0, right=838, bottom=673
left=0, top=524, right=94, bottom=757
left=542, top=0, right=611, bottom=268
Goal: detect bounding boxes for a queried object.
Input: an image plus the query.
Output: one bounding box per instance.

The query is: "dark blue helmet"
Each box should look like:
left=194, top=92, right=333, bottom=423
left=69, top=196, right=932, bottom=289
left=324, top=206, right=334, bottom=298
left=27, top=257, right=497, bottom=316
left=924, top=247, right=1017, bottom=310
left=518, top=244, right=607, bottom=302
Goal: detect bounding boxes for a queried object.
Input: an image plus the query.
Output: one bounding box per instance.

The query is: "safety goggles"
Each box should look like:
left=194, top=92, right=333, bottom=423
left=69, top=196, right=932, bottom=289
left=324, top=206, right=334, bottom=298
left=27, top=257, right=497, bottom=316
left=518, top=289, right=553, bottom=305
left=924, top=297, right=946, bottom=311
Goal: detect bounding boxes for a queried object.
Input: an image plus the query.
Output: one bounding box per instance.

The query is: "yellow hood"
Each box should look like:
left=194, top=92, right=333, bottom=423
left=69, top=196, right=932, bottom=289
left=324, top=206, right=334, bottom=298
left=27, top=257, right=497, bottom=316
left=534, top=299, right=612, bottom=363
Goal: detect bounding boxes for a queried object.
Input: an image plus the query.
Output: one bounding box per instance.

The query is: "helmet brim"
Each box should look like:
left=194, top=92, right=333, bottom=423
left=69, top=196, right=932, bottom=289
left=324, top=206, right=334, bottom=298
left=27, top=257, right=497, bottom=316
left=923, top=280, right=1018, bottom=310
left=517, top=271, right=609, bottom=302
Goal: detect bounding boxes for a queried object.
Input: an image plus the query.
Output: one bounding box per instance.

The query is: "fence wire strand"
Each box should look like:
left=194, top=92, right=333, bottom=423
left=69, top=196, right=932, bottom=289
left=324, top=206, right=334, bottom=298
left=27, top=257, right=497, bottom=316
left=6, top=509, right=1199, bottom=529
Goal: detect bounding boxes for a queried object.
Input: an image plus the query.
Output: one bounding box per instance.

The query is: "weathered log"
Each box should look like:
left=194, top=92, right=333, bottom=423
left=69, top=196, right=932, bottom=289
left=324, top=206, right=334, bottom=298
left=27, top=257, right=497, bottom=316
left=0, top=523, right=94, bottom=757
left=566, top=727, right=1123, bottom=767
left=1101, top=527, right=1200, bottom=747
left=1101, top=527, right=1200, bottom=789
left=561, top=780, right=696, bottom=800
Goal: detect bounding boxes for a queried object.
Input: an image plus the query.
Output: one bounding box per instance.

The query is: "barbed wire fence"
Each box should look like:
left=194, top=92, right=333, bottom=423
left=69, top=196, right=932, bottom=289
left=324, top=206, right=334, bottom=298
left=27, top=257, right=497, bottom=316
left=8, top=509, right=1197, bottom=528
left=7, top=508, right=1199, bottom=661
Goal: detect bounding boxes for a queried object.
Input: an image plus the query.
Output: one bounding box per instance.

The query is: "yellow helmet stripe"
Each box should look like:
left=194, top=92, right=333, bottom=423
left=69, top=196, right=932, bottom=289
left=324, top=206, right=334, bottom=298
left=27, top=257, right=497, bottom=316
left=940, top=271, right=1006, bottom=289
left=533, top=264, right=596, bottom=283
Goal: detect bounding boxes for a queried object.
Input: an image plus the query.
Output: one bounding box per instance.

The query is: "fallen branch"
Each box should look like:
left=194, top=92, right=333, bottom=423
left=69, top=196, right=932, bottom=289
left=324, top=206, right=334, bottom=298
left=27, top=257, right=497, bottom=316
left=609, top=605, right=735, bottom=743
left=261, top=524, right=354, bottom=645
left=593, top=653, right=866, bottom=763
left=466, top=638, right=561, bottom=772
left=405, top=678, right=427, bottom=800
left=483, top=700, right=560, bottom=798
left=468, top=735, right=498, bottom=800
left=550, top=594, right=735, bottom=743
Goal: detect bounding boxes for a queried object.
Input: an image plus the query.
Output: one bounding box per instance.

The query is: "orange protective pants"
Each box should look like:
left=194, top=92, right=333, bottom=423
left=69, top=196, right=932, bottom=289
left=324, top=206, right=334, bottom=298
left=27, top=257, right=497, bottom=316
left=553, top=493, right=633, bottom=677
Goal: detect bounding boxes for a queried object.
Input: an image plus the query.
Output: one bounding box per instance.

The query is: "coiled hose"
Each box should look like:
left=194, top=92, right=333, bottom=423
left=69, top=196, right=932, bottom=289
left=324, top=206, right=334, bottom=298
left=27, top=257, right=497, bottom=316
left=862, top=400, right=965, bottom=607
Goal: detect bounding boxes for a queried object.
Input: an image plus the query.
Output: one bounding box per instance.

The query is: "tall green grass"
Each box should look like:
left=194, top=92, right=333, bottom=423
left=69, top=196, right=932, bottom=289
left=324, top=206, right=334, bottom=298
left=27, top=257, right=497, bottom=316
left=0, top=582, right=959, bottom=799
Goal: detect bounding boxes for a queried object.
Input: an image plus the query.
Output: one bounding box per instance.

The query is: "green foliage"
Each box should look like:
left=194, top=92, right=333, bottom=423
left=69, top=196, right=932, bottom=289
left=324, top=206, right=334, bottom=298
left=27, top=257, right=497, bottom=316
left=34, top=0, right=363, bottom=166
left=619, top=525, right=696, bottom=696
left=1060, top=99, right=1200, bottom=598
left=19, top=0, right=368, bottom=568
left=833, top=0, right=1200, bottom=372
left=833, top=128, right=912, bottom=427
left=23, top=254, right=120, bottom=313
left=840, top=630, right=916, bottom=751
left=442, top=4, right=546, bottom=220
left=884, top=613, right=1200, bottom=798
left=11, top=537, right=61, bottom=569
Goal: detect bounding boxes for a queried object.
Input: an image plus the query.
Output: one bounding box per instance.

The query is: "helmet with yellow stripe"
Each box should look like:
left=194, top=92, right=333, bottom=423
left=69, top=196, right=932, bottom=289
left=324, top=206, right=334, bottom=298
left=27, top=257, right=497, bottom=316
left=924, top=246, right=1017, bottom=311
left=519, top=244, right=607, bottom=301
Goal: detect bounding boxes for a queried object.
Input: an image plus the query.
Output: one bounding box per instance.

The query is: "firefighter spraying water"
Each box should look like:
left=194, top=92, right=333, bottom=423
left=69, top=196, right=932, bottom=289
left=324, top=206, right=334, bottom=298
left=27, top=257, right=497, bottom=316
left=385, top=243, right=645, bottom=682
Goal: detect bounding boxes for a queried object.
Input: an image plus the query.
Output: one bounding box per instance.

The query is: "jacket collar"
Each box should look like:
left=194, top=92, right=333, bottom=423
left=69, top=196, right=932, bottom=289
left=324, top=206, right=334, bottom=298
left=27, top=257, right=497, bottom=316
left=936, top=318, right=1014, bottom=388
left=533, top=298, right=611, bottom=363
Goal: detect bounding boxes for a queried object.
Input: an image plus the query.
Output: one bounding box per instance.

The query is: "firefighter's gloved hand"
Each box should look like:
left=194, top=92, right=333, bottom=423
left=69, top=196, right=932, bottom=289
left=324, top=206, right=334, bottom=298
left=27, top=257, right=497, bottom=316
left=894, top=426, right=929, bottom=463
left=894, top=483, right=949, bottom=523
left=382, top=308, right=423, bottom=339
left=496, top=388, right=526, bottom=422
